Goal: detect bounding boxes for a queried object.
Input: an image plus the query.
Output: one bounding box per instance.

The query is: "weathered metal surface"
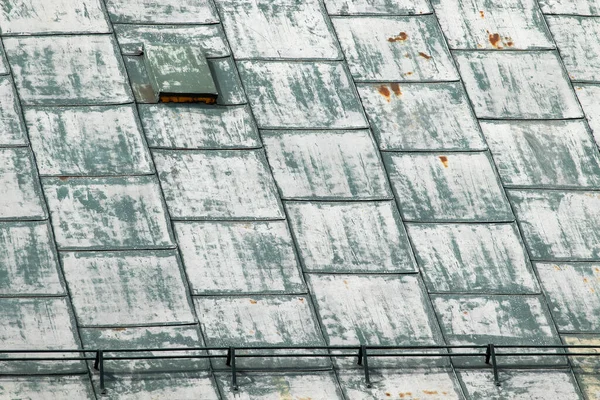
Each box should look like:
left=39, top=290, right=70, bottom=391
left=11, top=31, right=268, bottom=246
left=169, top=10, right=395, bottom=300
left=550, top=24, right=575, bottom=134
left=432, top=295, right=563, bottom=366
left=0, top=222, right=63, bottom=295
left=237, top=61, right=368, bottom=129
left=25, top=105, right=153, bottom=176
left=357, top=82, right=486, bottom=151
left=61, top=251, right=194, bottom=327
left=538, top=0, right=600, bottom=16
left=458, top=370, right=582, bottom=399
left=114, top=24, right=230, bottom=57
left=0, top=76, right=27, bottom=146
left=432, top=0, right=554, bottom=50
left=407, top=223, right=539, bottom=294
left=286, top=201, right=417, bottom=273
left=153, top=150, right=283, bottom=220
left=508, top=190, right=600, bottom=260
left=384, top=152, right=513, bottom=222
left=481, top=120, right=600, bottom=188
left=332, top=16, right=458, bottom=81
left=122, top=56, right=156, bottom=103
left=215, top=0, right=341, bottom=60
left=262, top=130, right=391, bottom=200
left=43, top=176, right=174, bottom=250
left=0, top=0, right=110, bottom=35
left=323, top=0, right=431, bottom=15
left=561, top=334, right=600, bottom=398
left=139, top=104, right=260, bottom=149
left=174, top=221, right=305, bottom=294
left=574, top=84, right=600, bottom=146
left=0, top=376, right=95, bottom=400
left=4, top=35, right=132, bottom=106
left=105, top=0, right=219, bottom=24
left=0, top=148, right=46, bottom=220
left=454, top=51, right=582, bottom=119
left=536, top=263, right=600, bottom=332
left=208, top=57, right=247, bottom=106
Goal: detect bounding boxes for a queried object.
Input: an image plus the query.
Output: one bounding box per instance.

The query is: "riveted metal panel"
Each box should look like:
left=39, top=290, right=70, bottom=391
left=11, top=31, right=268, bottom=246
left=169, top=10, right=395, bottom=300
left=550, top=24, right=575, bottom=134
left=153, top=150, right=284, bottom=220
left=407, top=223, right=539, bottom=294
left=0, top=376, right=95, bottom=400
left=262, top=130, right=391, bottom=200
left=357, top=82, right=486, bottom=151
left=42, top=176, right=174, bottom=250
left=174, top=221, right=305, bottom=294
left=332, top=16, right=458, bottom=81
left=575, top=84, right=600, bottom=147
left=454, top=51, right=582, bottom=119
left=539, top=0, right=600, bottom=16
left=106, top=0, right=219, bottom=24
left=237, top=61, right=368, bottom=129
left=208, top=57, right=247, bottom=105
left=323, top=0, right=431, bottom=15
left=215, top=0, right=342, bottom=60
left=384, top=152, right=513, bottom=222
left=286, top=201, right=417, bottom=273
left=0, top=76, right=27, bottom=146
left=0, top=148, right=46, bottom=220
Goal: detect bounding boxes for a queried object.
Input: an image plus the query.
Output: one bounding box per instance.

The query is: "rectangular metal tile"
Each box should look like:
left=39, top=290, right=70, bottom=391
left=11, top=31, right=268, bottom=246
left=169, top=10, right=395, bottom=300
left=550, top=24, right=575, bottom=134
left=357, top=82, right=486, bottom=151
left=562, top=334, right=600, bottom=369
left=323, top=0, right=431, bottom=15
left=0, top=76, right=28, bottom=146
left=384, top=152, right=513, bottom=222
left=454, top=51, right=582, bottom=119
left=508, top=190, right=600, bottom=260
left=215, top=0, right=341, bottom=60
left=174, top=221, right=305, bottom=294
left=25, top=105, right=153, bottom=176
left=539, top=0, right=600, bottom=15
left=208, top=57, right=247, bottom=105
left=575, top=84, right=600, bottom=147
left=432, top=0, right=554, bottom=50
left=263, top=130, right=392, bottom=200
left=61, top=250, right=195, bottom=327
left=153, top=150, right=284, bottom=220
left=43, top=176, right=174, bottom=250
left=481, top=120, right=600, bottom=188
left=0, top=376, right=95, bottom=399
left=105, top=0, right=219, bottom=24
left=237, top=61, right=368, bottom=129
left=286, top=201, right=417, bottom=273
left=122, top=55, right=156, bottom=103
left=407, top=223, right=539, bottom=294
left=332, top=16, right=458, bottom=81
left=0, top=148, right=46, bottom=220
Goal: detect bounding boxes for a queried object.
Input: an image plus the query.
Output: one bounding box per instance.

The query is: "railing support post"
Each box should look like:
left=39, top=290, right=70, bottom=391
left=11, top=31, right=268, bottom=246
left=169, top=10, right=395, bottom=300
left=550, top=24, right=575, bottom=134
left=359, top=345, right=371, bottom=388
left=226, top=347, right=238, bottom=391
left=485, top=344, right=500, bottom=387
left=94, top=350, right=107, bottom=395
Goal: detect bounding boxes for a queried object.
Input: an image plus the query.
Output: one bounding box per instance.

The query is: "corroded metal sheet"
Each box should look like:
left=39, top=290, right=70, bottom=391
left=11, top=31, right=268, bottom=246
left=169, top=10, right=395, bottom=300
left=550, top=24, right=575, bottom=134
left=43, top=176, right=174, bottom=250
left=106, top=0, right=219, bottom=24
left=508, top=190, right=600, bottom=260
left=25, top=105, right=153, bottom=176
left=237, top=61, right=368, bottom=129
left=332, top=16, right=458, bottom=81
left=323, top=0, right=431, bottom=15
left=562, top=334, right=600, bottom=397
left=0, top=222, right=63, bottom=295
left=0, top=0, right=110, bottom=35
left=407, top=223, right=539, bottom=294
left=286, top=201, right=417, bottom=273
left=0, top=376, right=95, bottom=399
left=454, top=51, right=582, bottom=119
left=208, top=57, right=247, bottom=105
left=357, top=82, right=486, bottom=151
left=153, top=150, right=284, bottom=220
left=481, top=120, right=600, bottom=188
left=0, top=76, right=27, bottom=146
left=0, top=148, right=46, bottom=220
left=575, top=84, right=600, bottom=147
left=215, top=0, right=341, bottom=59
left=384, top=152, right=513, bottom=222
left=4, top=35, right=132, bottom=106
left=539, top=0, right=600, bottom=16
left=262, top=130, right=391, bottom=200
left=537, top=263, right=600, bottom=332
left=61, top=251, right=195, bottom=326
left=122, top=56, right=156, bottom=103
left=432, top=0, right=553, bottom=50
left=174, top=221, right=305, bottom=294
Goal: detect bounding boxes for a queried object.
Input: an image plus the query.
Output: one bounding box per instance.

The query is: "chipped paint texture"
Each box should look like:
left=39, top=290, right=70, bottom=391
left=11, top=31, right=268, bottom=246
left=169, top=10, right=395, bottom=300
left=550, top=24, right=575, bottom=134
left=238, top=61, right=367, bottom=129
left=562, top=335, right=600, bottom=369
left=61, top=251, right=194, bottom=326
left=139, top=104, right=260, bottom=149
left=0, top=0, right=109, bottom=34
left=0, top=148, right=46, bottom=219
left=481, top=120, right=600, bottom=188
left=454, top=51, right=582, bottom=119
left=575, top=84, right=600, bottom=147
left=25, top=105, right=153, bottom=176
left=43, top=176, right=174, bottom=250
left=208, top=57, right=247, bottom=105
left=286, top=201, right=416, bottom=273
left=539, top=0, right=600, bottom=16
left=432, top=0, right=553, bottom=50
left=0, top=76, right=27, bottom=146
left=508, top=190, right=600, bottom=260
left=263, top=130, right=391, bottom=199
left=407, top=223, right=538, bottom=293
left=215, top=0, right=341, bottom=59
left=4, top=35, right=132, bottom=106
left=333, top=16, right=458, bottom=81
left=323, top=0, right=431, bottom=15
left=174, top=221, right=304, bottom=294
left=0, top=376, right=95, bottom=400
left=106, top=0, right=219, bottom=24
left=123, top=56, right=156, bottom=103
left=384, top=152, right=513, bottom=221
left=357, top=82, right=486, bottom=151
left=154, top=150, right=283, bottom=220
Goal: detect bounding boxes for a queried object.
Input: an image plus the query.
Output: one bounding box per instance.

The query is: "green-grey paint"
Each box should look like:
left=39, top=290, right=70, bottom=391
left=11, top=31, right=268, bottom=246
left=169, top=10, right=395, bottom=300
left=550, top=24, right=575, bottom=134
left=0, top=76, right=28, bottom=146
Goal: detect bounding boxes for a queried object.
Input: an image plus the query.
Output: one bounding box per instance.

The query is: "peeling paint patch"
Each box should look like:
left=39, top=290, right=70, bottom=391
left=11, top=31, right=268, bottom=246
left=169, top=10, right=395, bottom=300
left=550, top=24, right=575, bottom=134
left=0, top=76, right=27, bottom=146
left=575, top=84, right=600, bottom=147
left=538, top=0, right=600, bottom=16
left=0, top=148, right=46, bottom=220
left=106, top=0, right=219, bottom=24
left=323, top=0, right=431, bottom=15
left=0, top=376, right=95, bottom=399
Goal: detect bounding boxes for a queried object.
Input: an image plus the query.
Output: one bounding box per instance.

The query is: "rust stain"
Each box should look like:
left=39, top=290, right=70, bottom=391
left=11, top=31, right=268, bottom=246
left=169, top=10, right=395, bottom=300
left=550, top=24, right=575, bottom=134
left=489, top=33, right=502, bottom=48
left=404, top=53, right=411, bottom=58
left=160, top=94, right=217, bottom=104
left=439, top=156, right=449, bottom=168
left=378, top=85, right=392, bottom=102
left=554, top=265, right=562, bottom=271
left=385, top=393, right=391, bottom=397
left=595, top=268, right=599, bottom=272
left=423, top=390, right=439, bottom=395
left=463, top=311, right=468, bottom=315
left=479, top=10, right=485, bottom=18
left=298, top=298, right=305, bottom=303
left=112, top=327, right=127, bottom=331
left=405, top=71, right=413, bottom=76
left=58, top=176, right=69, bottom=181
left=343, top=280, right=348, bottom=285
left=418, top=51, right=432, bottom=60
left=390, top=83, right=402, bottom=96
left=388, top=32, right=408, bottom=42
left=249, top=299, right=257, bottom=304
left=584, top=278, right=589, bottom=283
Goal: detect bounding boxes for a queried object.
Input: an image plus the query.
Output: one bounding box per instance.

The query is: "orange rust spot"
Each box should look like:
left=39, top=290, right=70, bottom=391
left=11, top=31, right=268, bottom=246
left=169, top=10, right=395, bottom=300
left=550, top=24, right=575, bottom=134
left=463, top=311, right=468, bottom=315
left=159, top=94, right=217, bottom=104
left=112, top=327, right=127, bottom=332
left=405, top=71, right=413, bottom=76
left=399, top=394, right=405, bottom=399
left=443, top=392, right=448, bottom=395
left=479, top=10, right=485, bottom=18
left=388, top=32, right=408, bottom=42
left=343, top=280, right=349, bottom=285
left=423, top=390, right=439, bottom=395
left=489, top=33, right=502, bottom=48
left=385, top=393, right=391, bottom=397
left=249, top=299, right=257, bottom=304
left=554, top=265, right=562, bottom=271
left=595, top=268, right=600, bottom=272
left=378, top=85, right=391, bottom=102
left=299, top=298, right=305, bottom=303
left=418, top=51, right=432, bottom=60
left=404, top=53, right=411, bottom=58
left=584, top=278, right=589, bottom=283
left=439, top=156, right=449, bottom=168
left=58, top=176, right=69, bottom=181
left=390, top=83, right=402, bottom=96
